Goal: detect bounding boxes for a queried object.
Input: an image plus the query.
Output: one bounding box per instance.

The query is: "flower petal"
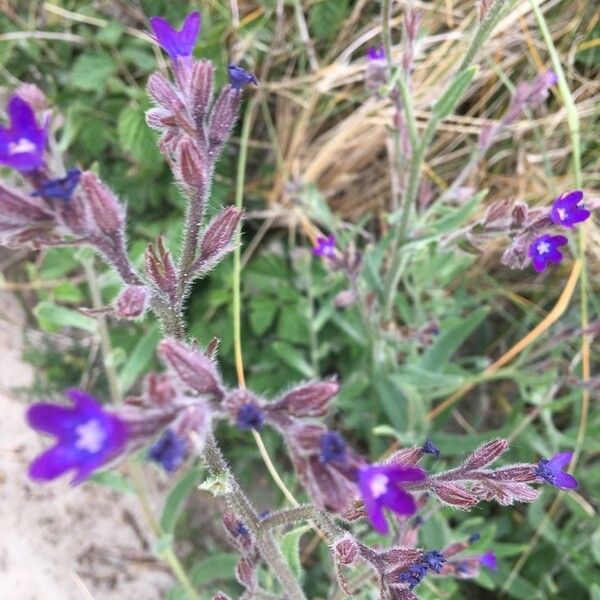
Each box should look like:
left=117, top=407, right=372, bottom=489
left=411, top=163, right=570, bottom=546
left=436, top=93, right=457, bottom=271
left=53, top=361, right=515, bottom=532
left=548, top=450, right=573, bottom=470
left=385, top=464, right=427, bottom=484
left=180, top=11, right=201, bottom=52
left=26, top=403, right=80, bottom=436
left=7, top=95, right=37, bottom=131
left=384, top=486, right=418, bottom=516
left=28, top=444, right=78, bottom=481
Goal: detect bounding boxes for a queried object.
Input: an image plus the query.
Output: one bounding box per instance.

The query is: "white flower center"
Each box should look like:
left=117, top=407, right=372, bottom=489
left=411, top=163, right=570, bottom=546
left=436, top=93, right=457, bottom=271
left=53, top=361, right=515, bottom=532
left=536, top=241, right=551, bottom=255
left=8, top=137, right=36, bottom=155
left=75, top=419, right=106, bottom=454
left=557, top=208, right=567, bottom=221
left=370, top=473, right=389, bottom=498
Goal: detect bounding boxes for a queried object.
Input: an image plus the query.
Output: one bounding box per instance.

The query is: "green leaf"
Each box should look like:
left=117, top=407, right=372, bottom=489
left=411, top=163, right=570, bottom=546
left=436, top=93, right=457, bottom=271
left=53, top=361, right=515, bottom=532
left=270, top=341, right=314, bottom=378
left=418, top=307, right=488, bottom=371
left=430, top=190, right=487, bottom=234
left=309, top=0, right=349, bottom=40
left=118, top=323, right=161, bottom=393
left=281, top=525, right=310, bottom=579
left=89, top=470, right=133, bottom=493
left=34, top=301, right=97, bottom=333
left=249, top=297, right=278, bottom=335
left=188, top=553, right=239, bottom=585
left=161, top=465, right=204, bottom=534
left=374, top=374, right=408, bottom=433
left=432, top=66, right=478, bottom=119
left=117, top=104, right=162, bottom=169
left=69, top=52, right=117, bottom=91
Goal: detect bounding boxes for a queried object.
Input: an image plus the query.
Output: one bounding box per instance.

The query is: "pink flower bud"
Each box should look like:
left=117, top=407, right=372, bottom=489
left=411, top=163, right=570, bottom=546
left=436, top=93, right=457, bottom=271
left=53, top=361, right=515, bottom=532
left=483, top=464, right=537, bottom=482
left=273, top=379, right=339, bottom=417
left=145, top=107, right=177, bottom=132
left=208, top=85, right=242, bottom=153
left=114, top=285, right=148, bottom=318
left=432, top=482, right=478, bottom=508
left=212, top=594, right=231, bottom=600
left=144, top=372, right=177, bottom=406
left=442, top=541, right=469, bottom=558
left=147, top=72, right=185, bottom=115
left=193, top=206, right=242, bottom=273
left=174, top=403, right=212, bottom=454
left=462, top=438, right=509, bottom=470
left=145, top=237, right=177, bottom=300
left=190, top=60, right=214, bottom=125
left=14, top=83, right=48, bottom=111
left=235, top=556, right=257, bottom=588
left=333, top=535, right=359, bottom=565
left=387, top=446, right=424, bottom=466
left=79, top=171, right=125, bottom=236
left=176, top=138, right=207, bottom=191
left=158, top=338, right=223, bottom=397
left=222, top=512, right=253, bottom=551
left=334, top=288, right=357, bottom=308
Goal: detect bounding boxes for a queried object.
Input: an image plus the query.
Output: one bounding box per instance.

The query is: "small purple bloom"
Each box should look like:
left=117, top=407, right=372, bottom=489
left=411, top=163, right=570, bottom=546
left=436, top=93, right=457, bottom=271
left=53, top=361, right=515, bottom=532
left=235, top=522, right=250, bottom=537
left=479, top=550, right=498, bottom=570
left=358, top=463, right=426, bottom=534
left=320, top=431, right=347, bottom=464
left=535, top=451, right=578, bottom=489
left=422, top=438, right=440, bottom=459
left=228, top=64, right=258, bottom=90
left=367, top=46, right=385, bottom=61
left=423, top=550, right=445, bottom=573
left=0, top=95, right=46, bottom=172
left=528, top=234, right=568, bottom=272
left=32, top=167, right=81, bottom=201
left=468, top=532, right=481, bottom=543
left=398, top=563, right=428, bottom=589
left=149, top=12, right=201, bottom=59
left=148, top=429, right=188, bottom=472
left=550, top=190, right=590, bottom=228
left=313, top=234, right=336, bottom=258
left=236, top=402, right=265, bottom=431
left=27, top=389, right=128, bottom=484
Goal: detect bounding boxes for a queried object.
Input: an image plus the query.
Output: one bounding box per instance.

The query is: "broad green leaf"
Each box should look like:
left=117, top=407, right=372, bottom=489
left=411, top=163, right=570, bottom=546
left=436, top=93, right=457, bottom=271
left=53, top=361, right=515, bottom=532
left=374, top=374, right=408, bottom=433
left=309, top=0, right=349, bottom=40
left=34, top=301, right=97, bottom=333
left=249, top=297, right=279, bottom=335
left=118, top=104, right=162, bottom=170
left=281, top=525, right=310, bottom=579
left=161, top=465, right=204, bottom=534
left=188, top=552, right=238, bottom=585
left=432, top=66, right=478, bottom=119
left=69, top=52, right=117, bottom=91
left=270, top=341, right=314, bottom=378
left=89, top=470, right=133, bottom=493
left=118, top=323, right=161, bottom=393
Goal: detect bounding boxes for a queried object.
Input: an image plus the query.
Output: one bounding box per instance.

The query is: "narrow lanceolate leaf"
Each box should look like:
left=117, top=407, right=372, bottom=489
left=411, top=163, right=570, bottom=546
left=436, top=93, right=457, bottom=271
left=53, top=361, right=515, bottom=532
left=34, top=301, right=98, bottom=333
left=281, top=525, right=311, bottom=578
left=432, top=66, right=478, bottom=119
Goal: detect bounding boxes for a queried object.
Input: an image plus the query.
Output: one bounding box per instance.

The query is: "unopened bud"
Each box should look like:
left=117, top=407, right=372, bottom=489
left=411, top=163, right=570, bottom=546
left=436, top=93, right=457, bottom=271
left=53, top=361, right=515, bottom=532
left=462, top=438, right=509, bottom=470
left=212, top=594, right=231, bottom=600
left=193, top=206, right=242, bottom=273
left=333, top=535, right=359, bottom=565
left=147, top=72, right=185, bottom=115
left=146, top=107, right=177, bottom=132
left=222, top=512, right=253, bottom=551
left=208, top=85, right=242, bottom=153
left=487, top=464, right=537, bottom=482
left=144, top=372, right=177, bottom=406
left=190, top=60, right=214, bottom=125
left=145, top=237, right=177, bottom=300
left=511, top=201, right=528, bottom=227
left=175, top=403, right=211, bottom=454
left=14, top=83, right=47, bottom=111
left=235, top=556, right=257, bottom=588
left=387, top=446, right=424, bottom=466
left=114, top=285, right=148, bottom=318
left=273, top=379, right=339, bottom=417
left=403, top=8, right=422, bottom=42
left=478, top=0, right=494, bottom=20
left=433, top=482, right=478, bottom=508
left=79, top=171, right=125, bottom=236
left=177, top=138, right=207, bottom=191
left=158, top=338, right=223, bottom=397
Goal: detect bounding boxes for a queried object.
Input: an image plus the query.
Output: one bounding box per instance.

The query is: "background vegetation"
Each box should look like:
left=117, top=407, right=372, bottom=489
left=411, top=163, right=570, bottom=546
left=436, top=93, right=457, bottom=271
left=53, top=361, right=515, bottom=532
left=1, top=0, right=598, bottom=598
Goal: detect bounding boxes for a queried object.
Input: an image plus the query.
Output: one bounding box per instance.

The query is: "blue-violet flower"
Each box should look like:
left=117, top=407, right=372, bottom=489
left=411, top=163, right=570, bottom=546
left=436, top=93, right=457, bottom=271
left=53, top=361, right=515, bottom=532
left=236, top=402, right=265, bottom=431
left=320, top=431, right=347, bottom=464
left=148, top=429, right=188, bottom=472
left=27, top=388, right=128, bottom=484
left=422, top=438, right=440, bottom=459
left=228, top=64, right=258, bottom=90
left=398, top=563, right=428, bottom=590
left=367, top=47, right=385, bottom=61
left=32, top=167, right=81, bottom=201
left=0, top=95, right=46, bottom=171
left=550, top=190, right=589, bottom=228
left=528, top=234, right=568, bottom=272
left=313, top=234, right=336, bottom=258
left=149, top=12, right=201, bottom=59
left=479, top=550, right=498, bottom=570
left=423, top=550, right=446, bottom=573
left=535, top=451, right=578, bottom=489
left=358, top=463, right=426, bottom=534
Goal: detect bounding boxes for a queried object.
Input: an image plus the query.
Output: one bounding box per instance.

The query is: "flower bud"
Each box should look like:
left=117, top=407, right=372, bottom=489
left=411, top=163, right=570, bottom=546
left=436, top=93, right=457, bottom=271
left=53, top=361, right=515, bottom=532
left=176, top=138, right=207, bottom=191
left=272, top=379, right=338, bottom=418
left=193, top=206, right=242, bottom=273
left=222, top=512, right=253, bottom=551
left=333, top=535, right=359, bottom=565
left=147, top=72, right=185, bottom=115
left=190, top=60, right=214, bottom=125
left=235, top=556, right=257, bottom=588
left=387, top=446, right=424, bottom=466
left=144, top=372, right=177, bottom=406
left=158, top=338, right=223, bottom=397
left=79, top=171, right=125, bottom=237
left=14, top=83, right=48, bottom=111
left=145, top=237, right=177, bottom=300
left=145, top=107, right=177, bottom=132
left=212, top=594, right=231, bottom=600
left=487, top=464, right=537, bottom=482
left=174, top=403, right=212, bottom=454
left=114, top=285, right=148, bottom=319
left=462, top=438, right=509, bottom=470
left=432, top=482, right=478, bottom=509
left=208, top=85, right=242, bottom=154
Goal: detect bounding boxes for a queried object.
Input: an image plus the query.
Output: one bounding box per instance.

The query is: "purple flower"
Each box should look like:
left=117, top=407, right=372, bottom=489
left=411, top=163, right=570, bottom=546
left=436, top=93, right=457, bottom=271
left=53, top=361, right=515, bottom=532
left=0, top=95, right=46, bottom=172
left=535, top=451, right=578, bottom=489
left=228, top=64, right=258, bottom=90
left=422, top=438, right=440, bottom=459
left=550, top=190, right=590, bottom=228
left=26, top=389, right=128, bottom=484
left=528, top=234, right=568, bottom=272
left=358, top=464, right=426, bottom=534
left=398, top=563, right=428, bottom=589
left=320, top=431, right=347, bottom=464
left=149, top=12, right=201, bottom=59
left=32, top=168, right=81, bottom=201
left=236, top=402, right=265, bottom=431
left=313, top=234, right=336, bottom=258
left=148, top=429, right=188, bottom=472
left=479, top=550, right=497, bottom=570
left=367, top=46, right=385, bottom=61
left=423, top=550, right=445, bottom=573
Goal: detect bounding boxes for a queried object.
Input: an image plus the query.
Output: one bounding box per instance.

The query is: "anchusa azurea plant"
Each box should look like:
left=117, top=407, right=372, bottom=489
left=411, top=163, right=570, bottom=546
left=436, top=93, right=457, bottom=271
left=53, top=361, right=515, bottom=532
left=0, top=6, right=589, bottom=600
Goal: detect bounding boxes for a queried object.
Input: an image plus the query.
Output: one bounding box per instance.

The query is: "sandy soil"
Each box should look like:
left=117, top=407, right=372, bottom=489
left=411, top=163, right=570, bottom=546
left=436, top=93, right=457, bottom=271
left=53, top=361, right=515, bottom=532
left=0, top=292, right=174, bottom=600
